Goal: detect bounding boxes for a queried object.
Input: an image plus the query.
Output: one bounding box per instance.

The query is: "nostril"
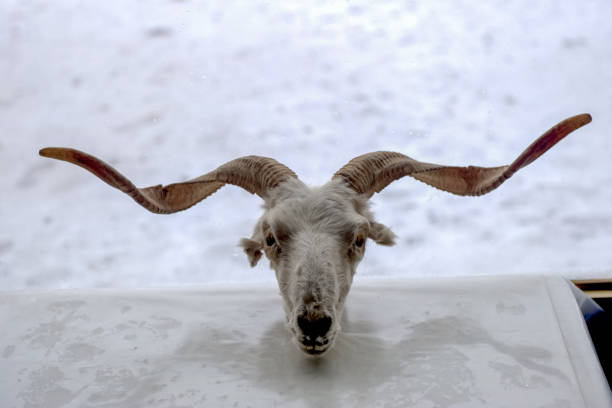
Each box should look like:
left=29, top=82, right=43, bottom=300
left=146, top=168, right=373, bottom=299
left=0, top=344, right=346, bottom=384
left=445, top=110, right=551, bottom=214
left=313, top=316, right=332, bottom=337
left=297, top=314, right=309, bottom=334
left=298, top=314, right=332, bottom=340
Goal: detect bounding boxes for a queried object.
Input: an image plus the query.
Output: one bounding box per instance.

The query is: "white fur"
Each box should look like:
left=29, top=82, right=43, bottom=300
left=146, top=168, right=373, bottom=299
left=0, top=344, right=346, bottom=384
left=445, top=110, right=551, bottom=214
left=239, top=178, right=395, bottom=356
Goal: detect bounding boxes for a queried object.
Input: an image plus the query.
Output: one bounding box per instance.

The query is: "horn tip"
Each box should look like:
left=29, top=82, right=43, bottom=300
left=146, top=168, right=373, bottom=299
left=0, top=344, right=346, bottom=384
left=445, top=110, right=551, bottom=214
left=575, top=113, right=592, bottom=125
left=39, top=147, right=67, bottom=159
left=39, top=147, right=54, bottom=157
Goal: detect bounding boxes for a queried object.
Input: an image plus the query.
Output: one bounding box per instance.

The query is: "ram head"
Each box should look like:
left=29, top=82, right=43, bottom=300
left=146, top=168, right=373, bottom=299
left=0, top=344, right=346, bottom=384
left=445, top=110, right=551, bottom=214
left=40, top=113, right=591, bottom=356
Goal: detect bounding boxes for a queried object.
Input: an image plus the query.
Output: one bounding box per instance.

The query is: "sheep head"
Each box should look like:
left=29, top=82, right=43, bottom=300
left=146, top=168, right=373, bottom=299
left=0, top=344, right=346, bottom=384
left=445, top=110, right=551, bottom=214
left=239, top=177, right=395, bottom=355
left=40, top=113, right=591, bottom=357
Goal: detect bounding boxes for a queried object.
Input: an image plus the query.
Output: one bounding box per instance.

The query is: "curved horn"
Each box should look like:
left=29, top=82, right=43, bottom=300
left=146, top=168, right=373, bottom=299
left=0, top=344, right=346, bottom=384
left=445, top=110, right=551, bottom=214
left=39, top=148, right=297, bottom=214
left=333, top=113, right=592, bottom=197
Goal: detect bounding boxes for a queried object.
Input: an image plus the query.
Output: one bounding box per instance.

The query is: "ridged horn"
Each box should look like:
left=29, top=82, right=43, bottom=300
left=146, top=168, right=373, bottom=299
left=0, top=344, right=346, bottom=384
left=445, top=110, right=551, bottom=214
left=333, top=113, right=592, bottom=197
left=39, top=148, right=297, bottom=214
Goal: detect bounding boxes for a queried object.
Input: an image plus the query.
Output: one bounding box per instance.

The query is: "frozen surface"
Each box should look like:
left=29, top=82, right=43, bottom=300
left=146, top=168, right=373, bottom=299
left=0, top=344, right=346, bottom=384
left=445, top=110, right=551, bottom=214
left=1, top=0, right=612, bottom=289
left=1, top=275, right=610, bottom=407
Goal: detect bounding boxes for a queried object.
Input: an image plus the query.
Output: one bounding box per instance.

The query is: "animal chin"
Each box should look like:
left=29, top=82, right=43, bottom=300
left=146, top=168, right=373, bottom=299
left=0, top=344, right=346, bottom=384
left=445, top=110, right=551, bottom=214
left=301, top=345, right=329, bottom=357
left=296, top=330, right=337, bottom=357
left=299, top=340, right=332, bottom=357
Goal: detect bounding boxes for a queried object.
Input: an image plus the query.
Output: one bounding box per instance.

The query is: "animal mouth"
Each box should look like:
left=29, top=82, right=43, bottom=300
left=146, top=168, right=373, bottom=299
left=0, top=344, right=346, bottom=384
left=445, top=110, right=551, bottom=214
left=300, top=342, right=330, bottom=356
left=298, top=332, right=335, bottom=356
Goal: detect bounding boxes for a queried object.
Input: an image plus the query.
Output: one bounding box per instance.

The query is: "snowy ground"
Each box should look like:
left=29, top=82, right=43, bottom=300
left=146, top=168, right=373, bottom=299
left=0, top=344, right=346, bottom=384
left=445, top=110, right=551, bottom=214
left=1, top=0, right=611, bottom=290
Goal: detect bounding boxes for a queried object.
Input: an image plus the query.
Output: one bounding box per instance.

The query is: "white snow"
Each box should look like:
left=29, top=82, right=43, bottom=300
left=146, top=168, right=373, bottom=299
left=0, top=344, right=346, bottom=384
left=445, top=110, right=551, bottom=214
left=1, top=0, right=611, bottom=290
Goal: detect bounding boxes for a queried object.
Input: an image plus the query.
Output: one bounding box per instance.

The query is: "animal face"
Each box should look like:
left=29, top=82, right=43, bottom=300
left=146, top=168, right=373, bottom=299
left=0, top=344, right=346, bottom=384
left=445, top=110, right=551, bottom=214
left=240, top=179, right=395, bottom=356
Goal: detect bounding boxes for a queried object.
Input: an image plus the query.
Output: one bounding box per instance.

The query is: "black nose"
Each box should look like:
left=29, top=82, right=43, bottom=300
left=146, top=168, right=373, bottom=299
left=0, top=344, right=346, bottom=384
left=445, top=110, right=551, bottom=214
left=297, top=313, right=332, bottom=342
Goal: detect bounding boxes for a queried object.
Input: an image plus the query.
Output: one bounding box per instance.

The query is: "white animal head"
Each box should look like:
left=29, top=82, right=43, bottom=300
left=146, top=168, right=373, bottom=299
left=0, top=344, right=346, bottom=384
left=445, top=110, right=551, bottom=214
left=41, top=114, right=591, bottom=356
left=238, top=177, right=395, bottom=355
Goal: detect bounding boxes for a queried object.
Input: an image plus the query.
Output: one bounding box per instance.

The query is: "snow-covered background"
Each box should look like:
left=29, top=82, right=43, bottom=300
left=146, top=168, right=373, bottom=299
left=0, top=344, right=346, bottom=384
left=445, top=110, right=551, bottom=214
left=1, top=0, right=611, bottom=290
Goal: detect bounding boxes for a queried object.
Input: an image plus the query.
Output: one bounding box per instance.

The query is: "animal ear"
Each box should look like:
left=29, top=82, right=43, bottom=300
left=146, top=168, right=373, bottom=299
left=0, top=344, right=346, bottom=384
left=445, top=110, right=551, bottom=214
left=239, top=238, right=263, bottom=267
left=368, top=221, right=396, bottom=246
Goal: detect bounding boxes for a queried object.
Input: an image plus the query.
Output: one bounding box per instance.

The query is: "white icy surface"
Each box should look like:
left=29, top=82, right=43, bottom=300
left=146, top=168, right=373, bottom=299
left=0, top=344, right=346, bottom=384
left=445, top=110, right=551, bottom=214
left=1, top=276, right=610, bottom=407
left=1, top=0, right=612, bottom=289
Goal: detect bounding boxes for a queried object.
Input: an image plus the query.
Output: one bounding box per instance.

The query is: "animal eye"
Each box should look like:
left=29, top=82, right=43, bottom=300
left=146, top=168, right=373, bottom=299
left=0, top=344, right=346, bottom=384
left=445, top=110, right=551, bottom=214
left=355, top=237, right=364, bottom=247
left=266, top=236, right=276, bottom=246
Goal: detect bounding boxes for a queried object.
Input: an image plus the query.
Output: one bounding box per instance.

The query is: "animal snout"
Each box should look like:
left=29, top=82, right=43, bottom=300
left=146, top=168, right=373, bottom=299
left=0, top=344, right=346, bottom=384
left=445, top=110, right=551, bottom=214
left=296, top=311, right=333, bottom=356
left=298, top=313, right=332, bottom=342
